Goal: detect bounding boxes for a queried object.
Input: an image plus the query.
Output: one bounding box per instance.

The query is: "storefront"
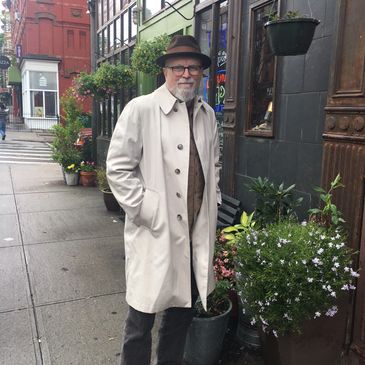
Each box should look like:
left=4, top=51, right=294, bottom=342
left=20, top=57, right=60, bottom=129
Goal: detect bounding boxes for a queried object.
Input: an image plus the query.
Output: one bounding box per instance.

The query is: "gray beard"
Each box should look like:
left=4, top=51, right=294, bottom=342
left=173, top=87, right=197, bottom=102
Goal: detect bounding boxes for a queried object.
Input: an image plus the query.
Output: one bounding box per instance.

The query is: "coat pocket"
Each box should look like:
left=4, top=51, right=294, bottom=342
left=135, top=188, right=160, bottom=230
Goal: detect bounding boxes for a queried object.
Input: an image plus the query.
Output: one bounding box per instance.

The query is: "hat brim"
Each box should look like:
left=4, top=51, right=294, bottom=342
left=156, top=52, right=211, bottom=69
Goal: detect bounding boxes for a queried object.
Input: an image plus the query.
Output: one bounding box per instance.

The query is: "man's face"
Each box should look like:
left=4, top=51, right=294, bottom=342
left=163, top=57, right=203, bottom=102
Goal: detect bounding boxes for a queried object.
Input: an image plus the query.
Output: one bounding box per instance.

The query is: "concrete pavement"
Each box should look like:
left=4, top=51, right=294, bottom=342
left=0, top=130, right=263, bottom=365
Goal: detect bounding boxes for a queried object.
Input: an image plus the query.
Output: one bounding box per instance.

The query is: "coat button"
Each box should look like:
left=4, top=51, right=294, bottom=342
left=177, top=214, right=182, bottom=221
left=176, top=192, right=181, bottom=198
left=177, top=144, right=183, bottom=150
left=173, top=107, right=178, bottom=112
left=175, top=168, right=180, bottom=174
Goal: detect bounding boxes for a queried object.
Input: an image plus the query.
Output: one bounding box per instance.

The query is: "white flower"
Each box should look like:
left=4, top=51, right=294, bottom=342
left=307, top=277, right=314, bottom=283
left=273, top=330, right=278, bottom=338
left=349, top=284, right=356, bottom=290
left=250, top=318, right=256, bottom=325
left=336, top=243, right=345, bottom=249
left=334, top=262, right=340, bottom=268
left=301, top=221, right=307, bottom=226
left=325, top=306, right=338, bottom=317
left=341, top=284, right=349, bottom=291
left=284, top=313, right=292, bottom=320
left=317, top=248, right=324, bottom=254
left=314, top=311, right=321, bottom=318
left=312, top=257, right=322, bottom=265
left=280, top=259, right=285, bottom=265
left=328, top=242, right=333, bottom=248
left=344, top=267, right=350, bottom=272
left=351, top=269, right=360, bottom=278
left=302, top=260, right=307, bottom=265
left=277, top=243, right=282, bottom=248
left=294, top=297, right=300, bottom=302
left=332, top=256, right=338, bottom=261
left=330, top=291, right=337, bottom=298
left=320, top=235, right=326, bottom=240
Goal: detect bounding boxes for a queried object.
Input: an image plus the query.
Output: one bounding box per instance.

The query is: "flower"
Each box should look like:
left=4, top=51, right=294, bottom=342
left=234, top=221, right=358, bottom=336
left=79, top=161, right=96, bottom=172
left=195, top=230, right=236, bottom=317
left=65, top=163, right=79, bottom=173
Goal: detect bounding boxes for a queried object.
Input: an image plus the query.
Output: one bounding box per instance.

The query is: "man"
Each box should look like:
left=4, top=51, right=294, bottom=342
left=107, top=35, right=221, bottom=365
left=0, top=103, right=8, bottom=141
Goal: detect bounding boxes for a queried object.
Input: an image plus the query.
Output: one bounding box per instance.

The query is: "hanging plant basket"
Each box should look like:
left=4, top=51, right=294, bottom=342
left=264, top=18, right=320, bottom=56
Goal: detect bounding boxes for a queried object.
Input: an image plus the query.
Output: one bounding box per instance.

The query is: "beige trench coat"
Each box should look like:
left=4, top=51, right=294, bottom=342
left=106, top=84, right=221, bottom=313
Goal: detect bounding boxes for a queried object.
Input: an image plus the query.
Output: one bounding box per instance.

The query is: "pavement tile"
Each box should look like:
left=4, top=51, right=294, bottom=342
left=0, top=308, right=41, bottom=365
left=0, top=165, right=12, bottom=195
left=0, top=214, right=21, bottom=247
left=19, top=207, right=124, bottom=244
left=15, top=189, right=105, bottom=213
left=36, top=294, right=126, bottom=365
left=0, top=194, right=16, bottom=215
left=0, top=246, right=30, bottom=312
left=10, top=164, right=69, bottom=194
left=25, top=237, right=125, bottom=305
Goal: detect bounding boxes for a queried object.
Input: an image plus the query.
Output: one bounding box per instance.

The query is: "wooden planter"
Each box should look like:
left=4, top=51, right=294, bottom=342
left=264, top=18, right=320, bottom=56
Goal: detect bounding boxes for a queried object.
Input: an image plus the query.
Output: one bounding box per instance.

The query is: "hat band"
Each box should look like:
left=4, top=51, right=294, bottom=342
left=165, top=45, right=201, bottom=54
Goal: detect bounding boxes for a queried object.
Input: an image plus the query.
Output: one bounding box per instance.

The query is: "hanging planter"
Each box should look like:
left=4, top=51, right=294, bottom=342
left=131, top=34, right=171, bottom=76
left=264, top=17, right=320, bottom=56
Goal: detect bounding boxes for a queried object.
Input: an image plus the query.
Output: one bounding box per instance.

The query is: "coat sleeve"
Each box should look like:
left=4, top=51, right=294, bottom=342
left=106, top=100, right=144, bottom=223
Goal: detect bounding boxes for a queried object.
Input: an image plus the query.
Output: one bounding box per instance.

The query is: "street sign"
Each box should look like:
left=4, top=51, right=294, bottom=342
left=0, top=56, right=11, bottom=70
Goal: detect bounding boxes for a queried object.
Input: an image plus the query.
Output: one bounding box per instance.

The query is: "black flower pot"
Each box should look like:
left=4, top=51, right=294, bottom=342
left=264, top=18, right=320, bottom=56
left=102, top=190, right=120, bottom=211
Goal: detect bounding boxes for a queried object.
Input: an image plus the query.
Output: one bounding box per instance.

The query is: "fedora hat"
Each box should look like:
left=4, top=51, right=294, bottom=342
left=156, top=35, right=211, bottom=69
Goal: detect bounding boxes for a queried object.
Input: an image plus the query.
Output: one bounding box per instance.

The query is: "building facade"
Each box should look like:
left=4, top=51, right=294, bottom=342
left=7, top=0, right=91, bottom=129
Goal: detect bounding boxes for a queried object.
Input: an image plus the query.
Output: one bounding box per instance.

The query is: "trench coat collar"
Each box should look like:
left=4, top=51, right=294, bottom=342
left=156, top=83, right=206, bottom=115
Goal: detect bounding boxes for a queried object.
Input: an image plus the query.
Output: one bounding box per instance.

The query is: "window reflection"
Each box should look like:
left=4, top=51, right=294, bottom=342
left=144, top=0, right=162, bottom=20
left=246, top=1, right=277, bottom=136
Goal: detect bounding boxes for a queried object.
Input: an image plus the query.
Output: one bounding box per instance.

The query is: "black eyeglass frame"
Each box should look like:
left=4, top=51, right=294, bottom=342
left=164, top=65, right=203, bottom=76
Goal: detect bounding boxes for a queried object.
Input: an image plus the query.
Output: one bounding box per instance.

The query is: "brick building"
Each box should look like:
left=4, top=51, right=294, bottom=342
left=7, top=0, right=91, bottom=129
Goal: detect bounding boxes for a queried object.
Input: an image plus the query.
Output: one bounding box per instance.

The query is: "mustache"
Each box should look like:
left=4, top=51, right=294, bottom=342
left=177, top=77, right=195, bottom=84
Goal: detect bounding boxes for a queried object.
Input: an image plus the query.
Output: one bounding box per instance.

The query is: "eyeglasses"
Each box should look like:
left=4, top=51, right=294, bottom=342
left=165, top=65, right=203, bottom=76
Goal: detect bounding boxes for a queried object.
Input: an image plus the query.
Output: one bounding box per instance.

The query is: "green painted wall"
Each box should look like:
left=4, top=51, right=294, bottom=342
left=136, top=0, right=194, bottom=95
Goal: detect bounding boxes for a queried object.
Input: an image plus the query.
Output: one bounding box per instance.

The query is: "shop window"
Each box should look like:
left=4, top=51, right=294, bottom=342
left=109, top=23, right=114, bottom=51
left=103, top=0, right=108, bottom=22
left=122, top=10, right=129, bottom=42
left=245, top=0, right=278, bottom=137
left=98, top=0, right=102, bottom=28
left=109, top=0, right=114, bottom=19
left=143, top=0, right=162, bottom=20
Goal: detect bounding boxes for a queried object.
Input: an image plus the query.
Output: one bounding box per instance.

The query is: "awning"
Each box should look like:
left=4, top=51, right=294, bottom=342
left=8, top=64, right=21, bottom=85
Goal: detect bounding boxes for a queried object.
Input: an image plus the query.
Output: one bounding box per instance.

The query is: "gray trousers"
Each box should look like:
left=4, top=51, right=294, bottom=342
left=120, top=273, right=199, bottom=365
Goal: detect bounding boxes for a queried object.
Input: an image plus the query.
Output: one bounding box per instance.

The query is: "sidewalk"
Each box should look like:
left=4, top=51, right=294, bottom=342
left=0, top=131, right=263, bottom=365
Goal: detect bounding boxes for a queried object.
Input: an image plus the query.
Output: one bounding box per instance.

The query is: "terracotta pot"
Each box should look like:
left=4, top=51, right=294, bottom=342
left=79, top=171, right=96, bottom=187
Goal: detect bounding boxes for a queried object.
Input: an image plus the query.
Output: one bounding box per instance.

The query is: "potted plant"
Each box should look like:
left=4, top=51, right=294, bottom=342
left=131, top=34, right=171, bottom=76
left=79, top=161, right=97, bottom=187
left=229, top=175, right=359, bottom=365
left=183, top=232, right=234, bottom=365
left=64, top=163, right=79, bottom=186
left=264, top=10, right=320, bottom=56
left=74, top=63, right=134, bottom=100
left=96, top=167, right=120, bottom=211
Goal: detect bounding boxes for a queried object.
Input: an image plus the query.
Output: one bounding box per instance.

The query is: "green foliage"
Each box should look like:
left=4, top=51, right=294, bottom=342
left=247, top=177, right=303, bottom=227
left=74, top=64, right=135, bottom=100
left=267, top=10, right=301, bottom=21
left=222, top=211, right=256, bottom=241
left=79, top=161, right=96, bottom=172
left=131, top=34, right=171, bottom=76
left=195, top=231, right=236, bottom=317
left=60, top=87, right=83, bottom=124
left=96, top=167, right=110, bottom=191
left=52, top=88, right=83, bottom=168
left=94, top=63, right=134, bottom=96
left=309, top=174, right=345, bottom=227
left=235, top=221, right=357, bottom=336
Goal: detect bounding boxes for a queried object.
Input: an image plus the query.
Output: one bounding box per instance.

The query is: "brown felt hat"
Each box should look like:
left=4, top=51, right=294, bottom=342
left=156, top=35, right=211, bottom=69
